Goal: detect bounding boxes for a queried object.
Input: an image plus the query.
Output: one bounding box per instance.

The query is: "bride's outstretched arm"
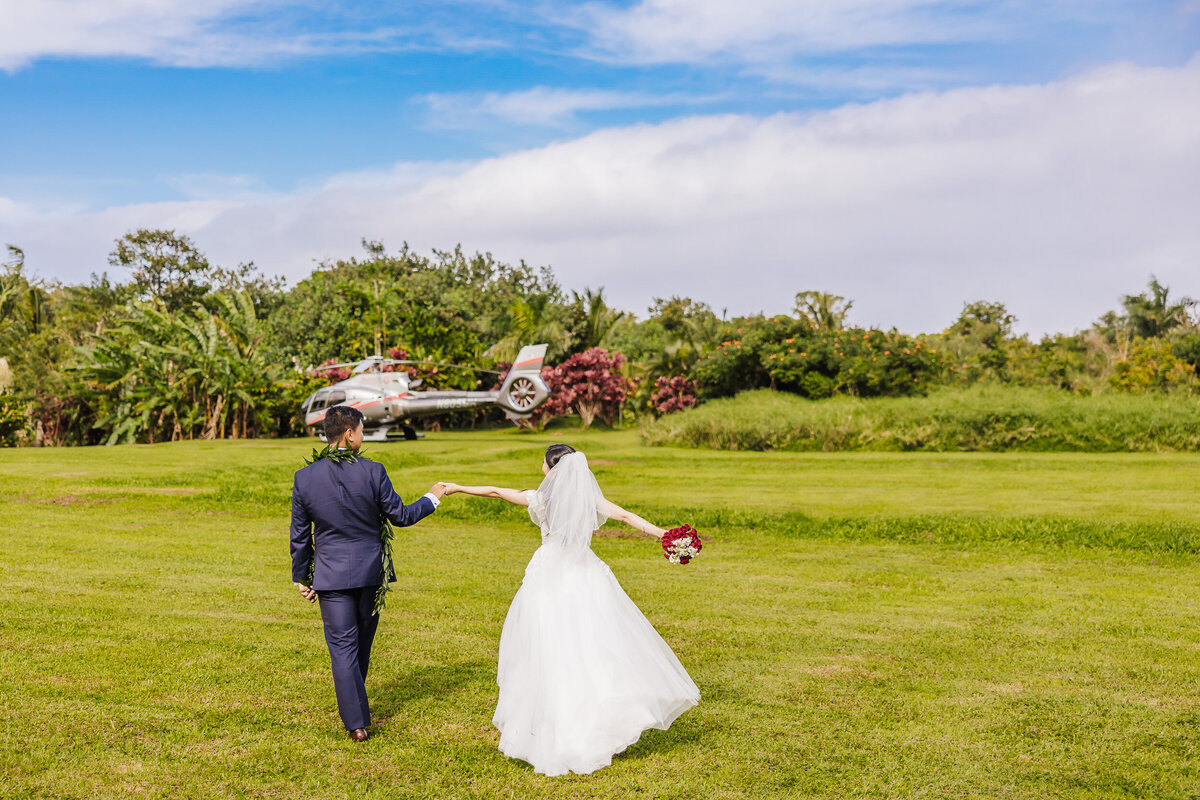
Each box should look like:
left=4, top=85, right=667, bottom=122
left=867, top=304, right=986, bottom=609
left=598, top=498, right=667, bottom=538
left=442, top=484, right=531, bottom=506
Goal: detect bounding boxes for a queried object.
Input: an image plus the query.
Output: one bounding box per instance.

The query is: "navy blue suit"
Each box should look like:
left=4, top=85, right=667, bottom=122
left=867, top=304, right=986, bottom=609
left=290, top=456, right=436, bottom=730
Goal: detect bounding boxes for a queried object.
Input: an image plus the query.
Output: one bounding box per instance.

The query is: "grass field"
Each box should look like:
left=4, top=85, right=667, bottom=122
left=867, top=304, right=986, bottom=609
left=2, top=430, right=1199, bottom=799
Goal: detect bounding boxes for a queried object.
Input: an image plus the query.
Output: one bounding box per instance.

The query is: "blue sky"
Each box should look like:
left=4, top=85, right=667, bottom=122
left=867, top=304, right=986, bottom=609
left=2, top=1, right=1199, bottom=332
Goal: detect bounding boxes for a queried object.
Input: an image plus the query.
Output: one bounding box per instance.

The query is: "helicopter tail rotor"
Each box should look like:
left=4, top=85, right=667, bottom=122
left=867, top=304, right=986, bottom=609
left=496, top=344, right=549, bottom=416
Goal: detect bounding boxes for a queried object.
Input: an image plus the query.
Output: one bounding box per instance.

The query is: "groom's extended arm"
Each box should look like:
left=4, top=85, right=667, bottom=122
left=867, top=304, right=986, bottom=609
left=378, top=466, right=444, bottom=527
left=290, top=473, right=315, bottom=585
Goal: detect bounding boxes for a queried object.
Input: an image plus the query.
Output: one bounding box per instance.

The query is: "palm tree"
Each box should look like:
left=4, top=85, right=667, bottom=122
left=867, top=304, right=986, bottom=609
left=486, top=294, right=571, bottom=362
left=641, top=299, right=721, bottom=395
left=569, top=287, right=626, bottom=353
left=74, top=291, right=275, bottom=443
left=73, top=317, right=145, bottom=445
left=0, top=246, right=37, bottom=348
left=794, top=291, right=853, bottom=330
left=210, top=291, right=273, bottom=438
left=1122, top=277, right=1196, bottom=339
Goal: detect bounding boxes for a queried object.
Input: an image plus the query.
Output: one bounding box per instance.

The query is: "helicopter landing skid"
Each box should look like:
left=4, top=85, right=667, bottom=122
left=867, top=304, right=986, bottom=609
left=362, top=424, right=423, bottom=442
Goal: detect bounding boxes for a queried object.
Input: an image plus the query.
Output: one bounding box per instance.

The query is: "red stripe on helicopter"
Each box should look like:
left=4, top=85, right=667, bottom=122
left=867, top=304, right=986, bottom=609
left=307, top=393, right=410, bottom=426
left=512, top=357, right=542, bottom=369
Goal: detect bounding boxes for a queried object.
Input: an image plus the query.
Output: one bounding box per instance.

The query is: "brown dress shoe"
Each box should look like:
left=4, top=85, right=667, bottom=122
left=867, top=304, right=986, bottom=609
left=349, top=728, right=369, bottom=742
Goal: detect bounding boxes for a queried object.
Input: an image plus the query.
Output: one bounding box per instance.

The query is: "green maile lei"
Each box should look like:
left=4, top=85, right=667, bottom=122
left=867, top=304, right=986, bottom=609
left=302, top=444, right=396, bottom=615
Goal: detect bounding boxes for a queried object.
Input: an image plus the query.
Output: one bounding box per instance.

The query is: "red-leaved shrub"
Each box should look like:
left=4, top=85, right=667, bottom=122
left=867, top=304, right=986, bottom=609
left=650, top=375, right=698, bottom=416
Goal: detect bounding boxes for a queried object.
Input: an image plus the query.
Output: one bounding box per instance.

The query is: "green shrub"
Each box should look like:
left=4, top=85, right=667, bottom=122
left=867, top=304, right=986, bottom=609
left=690, top=317, right=946, bottom=399
left=1109, top=338, right=1199, bottom=394
left=0, top=395, right=26, bottom=446
left=642, top=387, right=1200, bottom=452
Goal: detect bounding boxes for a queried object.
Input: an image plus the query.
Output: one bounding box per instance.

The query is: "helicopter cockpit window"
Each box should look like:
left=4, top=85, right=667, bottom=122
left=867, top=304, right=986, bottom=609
left=328, top=391, right=346, bottom=406
left=310, top=393, right=329, bottom=411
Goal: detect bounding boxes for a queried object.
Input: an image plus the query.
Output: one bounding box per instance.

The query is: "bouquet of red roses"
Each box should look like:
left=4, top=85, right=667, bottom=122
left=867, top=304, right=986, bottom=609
left=661, top=525, right=702, bottom=564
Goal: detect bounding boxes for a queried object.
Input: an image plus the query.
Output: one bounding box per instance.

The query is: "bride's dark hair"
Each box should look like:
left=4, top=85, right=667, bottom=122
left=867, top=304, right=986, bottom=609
left=544, top=443, right=576, bottom=470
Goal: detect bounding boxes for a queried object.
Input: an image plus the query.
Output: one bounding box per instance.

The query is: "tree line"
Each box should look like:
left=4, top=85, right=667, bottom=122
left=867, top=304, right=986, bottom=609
left=1, top=230, right=1196, bottom=446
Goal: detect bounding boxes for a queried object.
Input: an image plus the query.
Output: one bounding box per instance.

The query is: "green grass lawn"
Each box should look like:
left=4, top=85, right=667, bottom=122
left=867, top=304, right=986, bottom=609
left=2, top=430, right=1198, bottom=799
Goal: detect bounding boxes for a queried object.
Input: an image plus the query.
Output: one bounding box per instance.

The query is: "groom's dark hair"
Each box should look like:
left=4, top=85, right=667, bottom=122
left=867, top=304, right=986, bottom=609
left=544, top=443, right=576, bottom=469
left=324, top=405, right=365, bottom=443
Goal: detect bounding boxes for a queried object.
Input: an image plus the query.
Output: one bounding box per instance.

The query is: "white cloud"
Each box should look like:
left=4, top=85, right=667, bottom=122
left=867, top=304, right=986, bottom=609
left=569, top=0, right=1028, bottom=65
left=5, top=57, right=1199, bottom=334
left=0, top=196, right=34, bottom=227
left=0, top=0, right=258, bottom=70
left=0, top=0, right=498, bottom=70
left=419, top=87, right=724, bottom=129
left=158, top=173, right=278, bottom=202
left=563, top=0, right=1192, bottom=90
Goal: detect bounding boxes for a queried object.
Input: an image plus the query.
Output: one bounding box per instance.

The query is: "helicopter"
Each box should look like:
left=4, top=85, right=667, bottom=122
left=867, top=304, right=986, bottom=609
left=300, top=344, right=551, bottom=441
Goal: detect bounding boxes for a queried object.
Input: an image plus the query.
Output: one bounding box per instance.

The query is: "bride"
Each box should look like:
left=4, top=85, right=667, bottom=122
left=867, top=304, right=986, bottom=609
left=443, top=443, right=700, bottom=776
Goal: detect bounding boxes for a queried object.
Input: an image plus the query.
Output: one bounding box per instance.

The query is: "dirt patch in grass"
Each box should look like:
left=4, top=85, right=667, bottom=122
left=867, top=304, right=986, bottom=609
left=39, top=494, right=111, bottom=507
left=595, top=527, right=653, bottom=540
left=24, top=488, right=199, bottom=505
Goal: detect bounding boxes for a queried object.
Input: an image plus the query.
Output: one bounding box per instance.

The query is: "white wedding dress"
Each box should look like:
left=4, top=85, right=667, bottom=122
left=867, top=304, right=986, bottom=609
left=492, top=453, right=700, bottom=776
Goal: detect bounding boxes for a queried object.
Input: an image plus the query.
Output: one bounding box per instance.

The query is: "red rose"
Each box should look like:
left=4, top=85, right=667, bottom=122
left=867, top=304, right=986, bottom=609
left=662, top=525, right=703, bottom=564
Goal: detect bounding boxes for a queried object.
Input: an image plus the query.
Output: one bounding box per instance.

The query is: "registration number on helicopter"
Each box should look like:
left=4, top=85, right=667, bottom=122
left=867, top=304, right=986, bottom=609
left=433, top=398, right=474, bottom=410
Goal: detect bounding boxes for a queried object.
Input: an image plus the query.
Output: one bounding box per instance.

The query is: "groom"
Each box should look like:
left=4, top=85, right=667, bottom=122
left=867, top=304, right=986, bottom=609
left=290, top=405, right=447, bottom=741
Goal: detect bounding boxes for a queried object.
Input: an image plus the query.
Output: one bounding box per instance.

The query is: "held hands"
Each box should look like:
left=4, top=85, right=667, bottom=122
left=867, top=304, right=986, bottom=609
left=427, top=481, right=464, bottom=500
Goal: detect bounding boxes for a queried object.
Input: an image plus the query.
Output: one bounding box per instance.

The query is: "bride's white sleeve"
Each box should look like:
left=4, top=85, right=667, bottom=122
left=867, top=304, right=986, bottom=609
left=596, top=498, right=622, bottom=523
left=526, top=489, right=545, bottom=528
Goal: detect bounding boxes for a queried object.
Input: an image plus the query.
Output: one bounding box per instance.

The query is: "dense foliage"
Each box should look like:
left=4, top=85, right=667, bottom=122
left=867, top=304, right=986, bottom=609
left=691, top=317, right=943, bottom=399
left=2, top=228, right=1198, bottom=446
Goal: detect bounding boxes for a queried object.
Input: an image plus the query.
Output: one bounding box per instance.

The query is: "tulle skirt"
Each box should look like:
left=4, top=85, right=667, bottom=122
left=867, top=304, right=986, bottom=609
left=492, top=543, right=700, bottom=776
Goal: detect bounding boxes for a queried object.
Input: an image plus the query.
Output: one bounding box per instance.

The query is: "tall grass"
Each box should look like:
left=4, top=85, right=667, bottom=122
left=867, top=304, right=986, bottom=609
left=643, top=387, right=1200, bottom=452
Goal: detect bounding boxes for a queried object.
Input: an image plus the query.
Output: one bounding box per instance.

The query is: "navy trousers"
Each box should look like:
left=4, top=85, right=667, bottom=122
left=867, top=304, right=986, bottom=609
left=317, top=586, right=380, bottom=731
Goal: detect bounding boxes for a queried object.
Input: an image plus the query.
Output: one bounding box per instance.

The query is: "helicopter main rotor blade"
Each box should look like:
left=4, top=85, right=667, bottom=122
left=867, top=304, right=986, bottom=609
left=311, top=358, right=502, bottom=375
left=372, top=359, right=502, bottom=375
left=312, top=361, right=360, bottom=371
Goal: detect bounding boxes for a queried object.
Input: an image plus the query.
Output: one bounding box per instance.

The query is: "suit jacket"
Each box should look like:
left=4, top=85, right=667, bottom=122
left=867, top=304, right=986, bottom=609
left=290, top=456, right=435, bottom=591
